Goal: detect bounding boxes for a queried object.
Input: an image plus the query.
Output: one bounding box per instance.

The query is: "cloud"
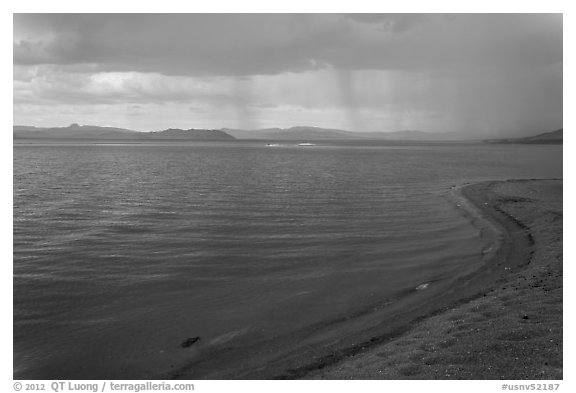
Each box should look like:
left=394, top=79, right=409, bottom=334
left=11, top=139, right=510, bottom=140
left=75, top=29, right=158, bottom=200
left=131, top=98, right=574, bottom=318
left=13, top=66, right=240, bottom=105
left=13, top=14, right=563, bottom=135
left=342, top=13, right=429, bottom=32
left=14, top=14, right=340, bottom=76
left=14, top=14, right=562, bottom=77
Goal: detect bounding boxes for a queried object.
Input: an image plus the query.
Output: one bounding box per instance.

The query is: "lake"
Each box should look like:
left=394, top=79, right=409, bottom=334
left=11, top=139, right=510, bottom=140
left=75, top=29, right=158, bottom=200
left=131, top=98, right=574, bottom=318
left=13, top=140, right=562, bottom=378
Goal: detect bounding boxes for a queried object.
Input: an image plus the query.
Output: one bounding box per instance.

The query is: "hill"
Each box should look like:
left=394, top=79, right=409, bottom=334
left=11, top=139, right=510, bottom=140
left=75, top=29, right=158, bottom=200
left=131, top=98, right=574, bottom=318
left=485, top=129, right=563, bottom=144
left=146, top=128, right=235, bottom=140
left=223, top=126, right=466, bottom=141
left=14, top=124, right=236, bottom=141
left=14, top=123, right=140, bottom=139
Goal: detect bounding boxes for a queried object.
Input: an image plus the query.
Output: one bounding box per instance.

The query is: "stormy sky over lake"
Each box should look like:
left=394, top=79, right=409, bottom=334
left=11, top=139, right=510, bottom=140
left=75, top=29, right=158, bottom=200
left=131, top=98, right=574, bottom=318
left=13, top=14, right=562, bottom=135
left=13, top=11, right=564, bottom=381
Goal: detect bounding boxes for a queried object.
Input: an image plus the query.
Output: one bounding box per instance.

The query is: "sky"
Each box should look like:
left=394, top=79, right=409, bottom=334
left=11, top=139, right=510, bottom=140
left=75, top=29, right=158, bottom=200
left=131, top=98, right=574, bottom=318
left=13, top=13, right=563, bottom=136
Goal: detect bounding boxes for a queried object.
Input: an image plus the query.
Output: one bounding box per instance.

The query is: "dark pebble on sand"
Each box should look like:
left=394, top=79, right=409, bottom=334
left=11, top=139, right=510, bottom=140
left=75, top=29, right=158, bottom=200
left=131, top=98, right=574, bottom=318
left=181, top=337, right=201, bottom=348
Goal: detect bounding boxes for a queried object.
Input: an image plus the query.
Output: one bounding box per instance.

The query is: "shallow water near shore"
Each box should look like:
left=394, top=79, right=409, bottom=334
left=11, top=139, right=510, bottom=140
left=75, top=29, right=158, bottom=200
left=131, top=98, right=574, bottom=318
left=13, top=141, right=562, bottom=378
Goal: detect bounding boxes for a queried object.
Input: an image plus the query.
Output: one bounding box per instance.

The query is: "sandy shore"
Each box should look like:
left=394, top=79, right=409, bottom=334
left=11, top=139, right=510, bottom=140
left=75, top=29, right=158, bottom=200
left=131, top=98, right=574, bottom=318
left=306, top=179, right=562, bottom=379
left=168, top=178, right=562, bottom=379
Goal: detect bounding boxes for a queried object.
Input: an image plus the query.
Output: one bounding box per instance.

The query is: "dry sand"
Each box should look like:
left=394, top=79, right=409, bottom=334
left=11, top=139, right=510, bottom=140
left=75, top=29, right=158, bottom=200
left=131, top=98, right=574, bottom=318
left=307, top=179, right=562, bottom=380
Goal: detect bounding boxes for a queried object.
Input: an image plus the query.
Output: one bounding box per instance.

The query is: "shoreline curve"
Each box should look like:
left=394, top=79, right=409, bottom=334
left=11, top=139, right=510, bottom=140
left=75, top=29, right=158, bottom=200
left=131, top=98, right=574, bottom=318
left=169, top=178, right=561, bottom=379
left=306, top=178, right=562, bottom=379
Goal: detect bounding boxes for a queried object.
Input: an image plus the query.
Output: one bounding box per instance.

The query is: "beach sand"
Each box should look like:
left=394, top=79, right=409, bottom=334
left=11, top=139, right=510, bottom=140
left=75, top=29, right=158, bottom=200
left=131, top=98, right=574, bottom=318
left=306, top=179, right=562, bottom=380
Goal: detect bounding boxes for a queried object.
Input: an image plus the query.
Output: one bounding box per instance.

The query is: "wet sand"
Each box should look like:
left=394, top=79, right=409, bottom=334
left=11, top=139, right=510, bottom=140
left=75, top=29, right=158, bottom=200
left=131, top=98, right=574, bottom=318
left=307, top=179, right=562, bottom=379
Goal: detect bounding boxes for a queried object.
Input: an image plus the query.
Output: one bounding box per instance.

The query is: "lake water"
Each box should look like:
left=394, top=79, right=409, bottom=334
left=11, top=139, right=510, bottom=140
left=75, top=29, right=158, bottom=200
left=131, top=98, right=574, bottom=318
left=13, top=141, right=562, bottom=379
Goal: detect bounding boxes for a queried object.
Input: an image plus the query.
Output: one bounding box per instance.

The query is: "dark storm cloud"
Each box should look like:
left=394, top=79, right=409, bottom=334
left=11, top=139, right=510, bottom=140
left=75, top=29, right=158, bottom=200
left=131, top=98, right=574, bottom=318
left=14, top=14, right=338, bottom=76
left=14, top=14, right=562, bottom=77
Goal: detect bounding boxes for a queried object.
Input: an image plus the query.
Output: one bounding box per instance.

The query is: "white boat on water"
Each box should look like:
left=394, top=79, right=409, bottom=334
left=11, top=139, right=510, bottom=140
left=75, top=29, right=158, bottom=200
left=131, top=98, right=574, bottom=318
left=297, top=143, right=315, bottom=146
left=266, top=143, right=280, bottom=147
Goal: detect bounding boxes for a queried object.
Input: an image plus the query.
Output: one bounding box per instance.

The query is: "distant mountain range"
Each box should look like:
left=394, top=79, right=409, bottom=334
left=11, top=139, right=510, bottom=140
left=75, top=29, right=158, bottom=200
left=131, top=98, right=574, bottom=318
left=146, top=128, right=235, bottom=140
left=485, top=129, right=563, bottom=144
left=13, top=124, right=235, bottom=141
left=13, top=124, right=469, bottom=142
left=222, top=126, right=469, bottom=141
left=13, top=124, right=563, bottom=143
